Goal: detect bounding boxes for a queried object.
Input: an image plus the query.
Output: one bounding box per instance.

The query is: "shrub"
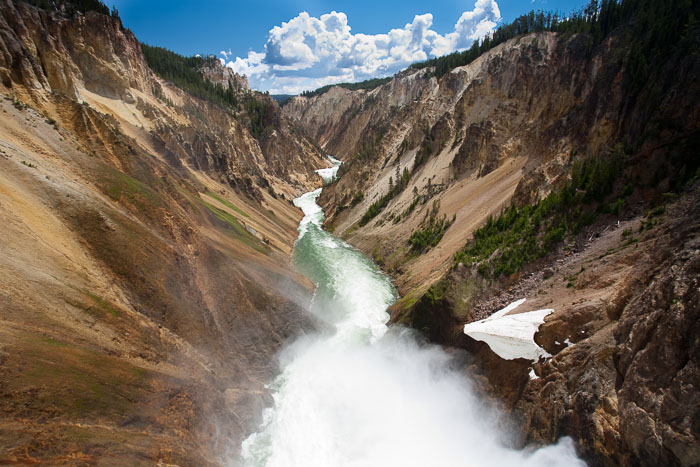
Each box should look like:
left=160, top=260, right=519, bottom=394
left=408, top=201, right=455, bottom=253
left=359, top=165, right=412, bottom=226
left=350, top=191, right=364, bottom=206
left=300, top=77, right=392, bottom=98
left=454, top=145, right=628, bottom=279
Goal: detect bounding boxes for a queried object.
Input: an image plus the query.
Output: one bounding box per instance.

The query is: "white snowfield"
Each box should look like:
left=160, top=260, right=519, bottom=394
left=463, top=298, right=554, bottom=361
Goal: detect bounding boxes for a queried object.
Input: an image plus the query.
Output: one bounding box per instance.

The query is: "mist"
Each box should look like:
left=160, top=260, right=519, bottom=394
left=239, top=189, right=584, bottom=467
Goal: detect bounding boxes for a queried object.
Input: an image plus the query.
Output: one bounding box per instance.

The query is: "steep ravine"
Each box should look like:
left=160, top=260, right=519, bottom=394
left=398, top=184, right=700, bottom=465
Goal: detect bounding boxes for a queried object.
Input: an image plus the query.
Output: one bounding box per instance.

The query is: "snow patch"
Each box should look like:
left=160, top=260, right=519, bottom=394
left=463, top=299, right=553, bottom=362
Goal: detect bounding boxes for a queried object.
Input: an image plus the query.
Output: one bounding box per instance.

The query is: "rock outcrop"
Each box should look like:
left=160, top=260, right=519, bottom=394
left=199, top=57, right=249, bottom=91
left=510, top=186, right=700, bottom=466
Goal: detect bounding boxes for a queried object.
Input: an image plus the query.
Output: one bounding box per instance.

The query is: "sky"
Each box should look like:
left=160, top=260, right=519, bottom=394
left=111, top=0, right=586, bottom=94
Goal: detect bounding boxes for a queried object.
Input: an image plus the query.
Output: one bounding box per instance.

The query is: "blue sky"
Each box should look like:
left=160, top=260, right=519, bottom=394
left=112, top=0, right=586, bottom=94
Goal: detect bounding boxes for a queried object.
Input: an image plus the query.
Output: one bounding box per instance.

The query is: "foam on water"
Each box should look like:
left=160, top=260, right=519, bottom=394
left=315, top=155, right=342, bottom=184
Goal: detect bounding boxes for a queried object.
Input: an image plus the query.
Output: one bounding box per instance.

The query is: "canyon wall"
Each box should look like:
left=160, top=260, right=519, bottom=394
left=0, top=1, right=328, bottom=464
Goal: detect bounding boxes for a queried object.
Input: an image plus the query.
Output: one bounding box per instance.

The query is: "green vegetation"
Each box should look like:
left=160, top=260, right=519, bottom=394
left=201, top=200, right=268, bottom=254
left=408, top=201, right=455, bottom=253
left=300, top=77, right=392, bottom=99
left=639, top=205, right=665, bottom=232
left=82, top=290, right=119, bottom=317
left=393, top=179, right=445, bottom=225
left=25, top=0, right=109, bottom=15
left=350, top=191, right=365, bottom=207
left=205, top=191, right=249, bottom=218
left=271, top=94, right=295, bottom=105
left=151, top=83, right=173, bottom=106
left=140, top=44, right=272, bottom=138
left=622, top=230, right=639, bottom=246
left=371, top=247, right=385, bottom=267
left=395, top=295, right=418, bottom=313
left=359, top=197, right=389, bottom=227
left=565, top=265, right=587, bottom=287
left=411, top=0, right=700, bottom=83
left=141, top=45, right=241, bottom=108
left=359, top=166, right=411, bottom=226
left=424, top=280, right=447, bottom=305
left=454, top=145, right=627, bottom=279
left=245, top=98, right=271, bottom=139
left=96, top=167, right=169, bottom=221
left=202, top=201, right=247, bottom=234
left=393, top=190, right=420, bottom=224
left=44, top=116, right=59, bottom=131
left=102, top=169, right=157, bottom=204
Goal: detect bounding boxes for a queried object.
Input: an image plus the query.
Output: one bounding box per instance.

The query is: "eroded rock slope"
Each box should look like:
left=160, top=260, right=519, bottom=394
left=0, top=1, right=327, bottom=464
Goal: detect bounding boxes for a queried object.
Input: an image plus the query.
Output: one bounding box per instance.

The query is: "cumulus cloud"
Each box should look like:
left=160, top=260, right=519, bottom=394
left=222, top=0, right=500, bottom=94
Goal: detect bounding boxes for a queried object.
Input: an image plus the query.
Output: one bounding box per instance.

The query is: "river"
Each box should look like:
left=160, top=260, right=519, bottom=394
left=240, top=187, right=584, bottom=466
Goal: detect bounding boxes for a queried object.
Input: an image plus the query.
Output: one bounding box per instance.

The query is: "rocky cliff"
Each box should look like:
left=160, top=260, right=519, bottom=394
left=198, top=57, right=250, bottom=91
left=282, top=24, right=699, bottom=466
left=0, top=1, right=328, bottom=464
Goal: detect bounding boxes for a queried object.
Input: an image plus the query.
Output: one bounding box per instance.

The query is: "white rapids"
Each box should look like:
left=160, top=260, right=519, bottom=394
left=315, top=155, right=342, bottom=184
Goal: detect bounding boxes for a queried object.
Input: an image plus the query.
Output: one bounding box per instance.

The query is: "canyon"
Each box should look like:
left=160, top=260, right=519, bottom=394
left=0, top=0, right=698, bottom=465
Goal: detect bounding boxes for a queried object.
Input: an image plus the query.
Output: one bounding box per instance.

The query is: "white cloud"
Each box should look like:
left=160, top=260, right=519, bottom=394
left=225, top=0, right=501, bottom=94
